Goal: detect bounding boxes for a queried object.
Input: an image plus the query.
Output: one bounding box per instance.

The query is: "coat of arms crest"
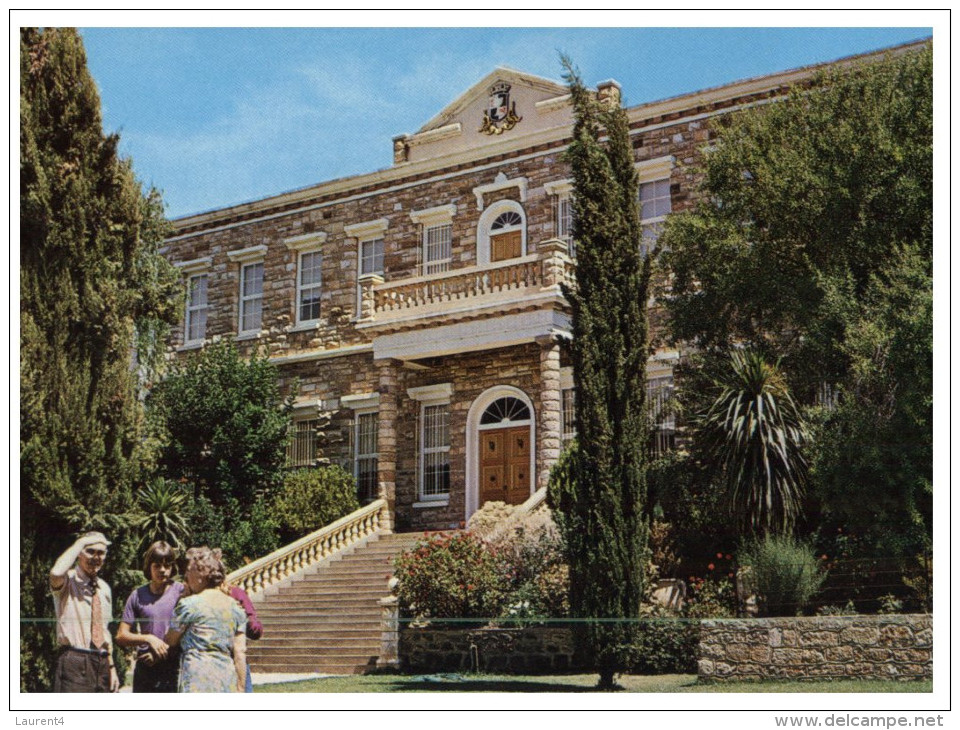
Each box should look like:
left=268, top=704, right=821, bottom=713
left=480, top=81, right=522, bottom=135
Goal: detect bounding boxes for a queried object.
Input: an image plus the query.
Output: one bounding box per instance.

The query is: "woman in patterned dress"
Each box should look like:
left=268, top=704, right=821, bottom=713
left=164, top=547, right=246, bottom=693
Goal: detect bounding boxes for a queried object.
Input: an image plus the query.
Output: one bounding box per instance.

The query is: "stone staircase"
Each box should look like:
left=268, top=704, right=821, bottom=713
left=246, top=531, right=423, bottom=675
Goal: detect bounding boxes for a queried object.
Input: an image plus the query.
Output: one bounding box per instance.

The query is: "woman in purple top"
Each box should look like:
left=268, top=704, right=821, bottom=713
left=222, top=581, right=262, bottom=692
left=116, top=542, right=185, bottom=693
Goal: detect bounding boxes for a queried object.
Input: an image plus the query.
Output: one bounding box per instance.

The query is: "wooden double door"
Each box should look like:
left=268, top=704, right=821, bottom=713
left=479, top=426, right=531, bottom=506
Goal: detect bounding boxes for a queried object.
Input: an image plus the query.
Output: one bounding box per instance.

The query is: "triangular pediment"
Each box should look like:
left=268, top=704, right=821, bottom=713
left=396, top=67, right=575, bottom=166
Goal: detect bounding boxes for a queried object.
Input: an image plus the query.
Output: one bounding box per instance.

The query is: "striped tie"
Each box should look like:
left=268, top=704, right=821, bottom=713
left=90, top=580, right=105, bottom=649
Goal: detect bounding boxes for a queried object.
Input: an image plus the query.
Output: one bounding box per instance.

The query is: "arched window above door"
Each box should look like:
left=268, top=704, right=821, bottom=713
left=491, top=211, right=522, bottom=230
left=476, top=200, right=526, bottom=266
left=480, top=396, right=531, bottom=425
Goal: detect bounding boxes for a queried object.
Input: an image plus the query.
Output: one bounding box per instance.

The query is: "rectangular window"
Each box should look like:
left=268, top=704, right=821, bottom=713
left=354, top=411, right=379, bottom=504
left=639, top=178, right=672, bottom=255
left=360, top=238, right=385, bottom=277
left=423, top=223, right=452, bottom=275
left=298, top=251, right=322, bottom=323
left=239, top=262, right=263, bottom=333
left=185, top=274, right=208, bottom=344
left=420, top=404, right=450, bottom=498
left=287, top=419, right=318, bottom=468
left=646, top=375, right=676, bottom=457
left=561, top=387, right=577, bottom=445
left=555, top=195, right=576, bottom=257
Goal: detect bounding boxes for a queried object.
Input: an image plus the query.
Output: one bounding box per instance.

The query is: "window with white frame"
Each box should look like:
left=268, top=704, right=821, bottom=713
left=185, top=273, right=208, bottom=344
left=226, top=245, right=267, bottom=336
left=297, top=250, right=323, bottom=323
left=646, top=374, right=676, bottom=457
left=239, top=261, right=264, bottom=334
left=175, top=256, right=212, bottom=346
left=635, top=156, right=675, bottom=257
left=545, top=179, right=576, bottom=258
left=410, top=204, right=456, bottom=277
left=354, top=411, right=379, bottom=503
left=287, top=418, right=319, bottom=468
left=283, top=231, right=327, bottom=329
left=421, top=403, right=450, bottom=498
left=424, top=223, right=452, bottom=275
left=360, top=237, right=384, bottom=277
left=639, top=178, right=672, bottom=255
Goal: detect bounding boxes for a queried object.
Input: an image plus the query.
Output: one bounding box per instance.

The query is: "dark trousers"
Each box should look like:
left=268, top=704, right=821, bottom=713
left=132, top=651, right=180, bottom=693
left=53, top=649, right=110, bottom=692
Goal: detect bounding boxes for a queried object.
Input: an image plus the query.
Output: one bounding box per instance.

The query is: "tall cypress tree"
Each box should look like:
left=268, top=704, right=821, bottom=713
left=549, top=60, right=651, bottom=688
left=20, top=28, right=180, bottom=691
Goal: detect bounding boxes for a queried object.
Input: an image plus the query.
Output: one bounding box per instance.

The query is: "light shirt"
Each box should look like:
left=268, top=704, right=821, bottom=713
left=52, top=566, right=113, bottom=649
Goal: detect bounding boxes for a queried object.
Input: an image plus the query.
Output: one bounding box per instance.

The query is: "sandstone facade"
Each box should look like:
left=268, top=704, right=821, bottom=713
left=163, top=48, right=917, bottom=530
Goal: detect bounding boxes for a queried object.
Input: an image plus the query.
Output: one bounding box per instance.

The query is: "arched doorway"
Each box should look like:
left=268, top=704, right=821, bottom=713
left=465, top=386, right=536, bottom=520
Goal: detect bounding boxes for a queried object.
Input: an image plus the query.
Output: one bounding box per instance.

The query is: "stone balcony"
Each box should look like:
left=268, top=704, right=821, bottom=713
left=357, top=239, right=575, bottom=361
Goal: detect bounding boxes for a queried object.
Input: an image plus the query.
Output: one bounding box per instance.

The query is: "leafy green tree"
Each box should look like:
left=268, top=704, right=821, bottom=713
left=660, top=45, right=932, bottom=398
left=660, top=45, right=932, bottom=558
left=273, top=466, right=360, bottom=543
left=809, top=244, right=932, bottom=558
left=19, top=28, right=180, bottom=691
left=698, top=350, right=809, bottom=536
left=548, top=60, right=650, bottom=690
left=149, top=339, right=293, bottom=508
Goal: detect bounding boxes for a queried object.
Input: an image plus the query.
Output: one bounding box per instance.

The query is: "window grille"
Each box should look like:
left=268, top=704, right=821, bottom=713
left=355, top=412, right=379, bottom=503
left=424, top=224, right=452, bottom=275
left=421, top=404, right=450, bottom=497
left=287, top=419, right=318, bottom=467
left=646, top=375, right=676, bottom=457
left=561, top=388, right=577, bottom=445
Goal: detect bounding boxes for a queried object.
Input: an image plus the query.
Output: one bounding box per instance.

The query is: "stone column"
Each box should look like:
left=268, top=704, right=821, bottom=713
left=539, top=238, right=569, bottom=291
left=358, top=273, right=384, bottom=321
left=377, top=595, right=400, bottom=670
left=376, top=358, right=400, bottom=532
left=537, top=335, right=563, bottom=491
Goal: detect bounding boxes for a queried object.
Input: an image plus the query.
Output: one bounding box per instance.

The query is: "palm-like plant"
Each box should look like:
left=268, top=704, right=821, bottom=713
left=698, top=349, right=809, bottom=535
left=135, top=478, right=191, bottom=551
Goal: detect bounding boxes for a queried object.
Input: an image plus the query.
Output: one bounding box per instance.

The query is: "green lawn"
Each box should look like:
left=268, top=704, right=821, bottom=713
left=256, top=673, right=932, bottom=693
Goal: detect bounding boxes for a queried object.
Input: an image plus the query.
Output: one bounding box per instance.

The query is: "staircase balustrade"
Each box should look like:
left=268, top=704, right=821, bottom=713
left=227, top=498, right=388, bottom=596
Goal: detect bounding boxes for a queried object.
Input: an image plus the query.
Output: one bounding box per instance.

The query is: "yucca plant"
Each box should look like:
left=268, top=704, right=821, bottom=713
left=135, top=478, right=191, bottom=551
left=698, top=349, right=808, bottom=536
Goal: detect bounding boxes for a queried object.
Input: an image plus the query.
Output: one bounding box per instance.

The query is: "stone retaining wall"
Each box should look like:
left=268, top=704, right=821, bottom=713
left=698, top=615, right=932, bottom=682
left=399, top=626, right=577, bottom=674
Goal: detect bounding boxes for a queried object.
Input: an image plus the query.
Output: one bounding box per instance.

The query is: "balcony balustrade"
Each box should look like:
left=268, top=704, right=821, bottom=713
left=357, top=239, right=574, bottom=331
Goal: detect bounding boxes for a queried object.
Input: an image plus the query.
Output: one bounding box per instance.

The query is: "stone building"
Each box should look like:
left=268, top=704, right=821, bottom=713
left=162, top=47, right=911, bottom=533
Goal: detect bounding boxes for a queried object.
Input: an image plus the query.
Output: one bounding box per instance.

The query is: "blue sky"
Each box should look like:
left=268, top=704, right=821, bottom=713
left=76, top=23, right=932, bottom=220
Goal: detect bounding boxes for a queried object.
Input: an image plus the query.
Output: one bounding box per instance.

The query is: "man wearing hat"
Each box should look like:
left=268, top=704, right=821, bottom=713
left=50, top=532, right=119, bottom=692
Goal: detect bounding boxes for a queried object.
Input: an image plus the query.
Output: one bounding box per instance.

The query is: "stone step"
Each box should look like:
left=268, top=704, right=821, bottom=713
left=250, top=659, right=377, bottom=674
left=254, top=633, right=381, bottom=646
left=275, top=585, right=388, bottom=597
left=256, top=605, right=383, bottom=615
left=263, top=594, right=383, bottom=605
left=251, top=640, right=379, bottom=655
left=254, top=619, right=382, bottom=631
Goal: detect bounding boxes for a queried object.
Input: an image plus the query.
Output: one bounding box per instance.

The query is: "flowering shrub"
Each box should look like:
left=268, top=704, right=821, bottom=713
left=485, top=509, right=570, bottom=622
left=683, top=576, right=737, bottom=618
left=394, top=532, right=510, bottom=620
